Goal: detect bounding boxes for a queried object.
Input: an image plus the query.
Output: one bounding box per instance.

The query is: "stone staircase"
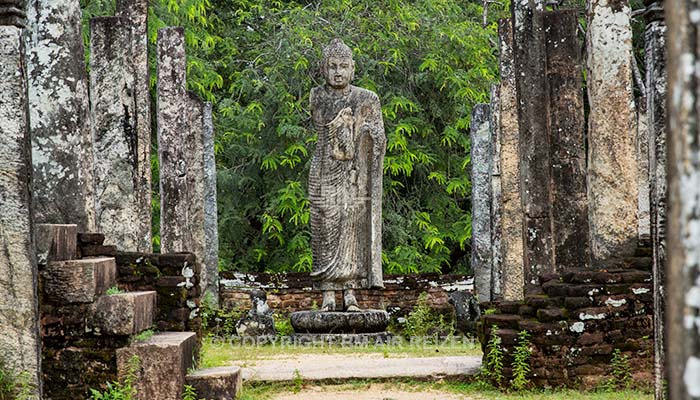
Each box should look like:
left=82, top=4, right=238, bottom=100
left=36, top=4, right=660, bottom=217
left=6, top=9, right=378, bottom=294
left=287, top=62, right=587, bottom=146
left=37, top=224, right=241, bottom=399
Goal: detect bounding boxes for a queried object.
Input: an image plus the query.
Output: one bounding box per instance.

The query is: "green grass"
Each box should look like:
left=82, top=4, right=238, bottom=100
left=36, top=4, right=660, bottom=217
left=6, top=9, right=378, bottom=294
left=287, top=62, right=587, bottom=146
left=237, top=380, right=652, bottom=400
left=199, top=335, right=482, bottom=369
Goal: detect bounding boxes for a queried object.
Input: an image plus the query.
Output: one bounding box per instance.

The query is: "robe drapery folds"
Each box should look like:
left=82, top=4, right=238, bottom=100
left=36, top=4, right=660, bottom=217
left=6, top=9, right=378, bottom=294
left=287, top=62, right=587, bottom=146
left=309, top=85, right=386, bottom=290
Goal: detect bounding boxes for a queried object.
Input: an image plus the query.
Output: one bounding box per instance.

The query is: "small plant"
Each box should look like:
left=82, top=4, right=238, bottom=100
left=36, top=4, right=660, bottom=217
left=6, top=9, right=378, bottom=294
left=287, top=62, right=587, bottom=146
left=608, top=348, right=632, bottom=389
left=106, top=286, right=124, bottom=295
left=90, top=355, right=139, bottom=400
left=292, top=369, right=303, bottom=394
left=134, top=329, right=154, bottom=342
left=274, top=314, right=294, bottom=337
left=200, top=299, right=246, bottom=338
left=483, top=308, right=497, bottom=315
left=511, top=330, right=532, bottom=391
left=182, top=384, right=203, bottom=400
left=483, top=325, right=504, bottom=388
left=0, top=358, right=34, bottom=400
left=403, top=292, right=454, bottom=338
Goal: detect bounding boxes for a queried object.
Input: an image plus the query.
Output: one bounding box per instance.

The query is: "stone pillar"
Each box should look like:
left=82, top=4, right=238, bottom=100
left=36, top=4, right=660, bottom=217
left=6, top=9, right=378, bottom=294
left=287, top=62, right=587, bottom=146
left=157, top=27, right=190, bottom=253
left=471, top=104, right=493, bottom=301
left=0, top=0, right=25, bottom=27
left=0, top=23, right=42, bottom=398
left=187, top=92, right=207, bottom=296
left=644, top=4, right=666, bottom=398
left=25, top=0, right=96, bottom=231
left=497, top=18, right=524, bottom=301
left=202, top=102, right=220, bottom=304
left=544, top=10, right=589, bottom=270
left=490, top=85, right=502, bottom=300
left=585, top=0, right=638, bottom=261
left=116, top=0, right=152, bottom=251
left=666, top=0, right=700, bottom=397
left=512, top=1, right=555, bottom=286
left=90, top=17, right=151, bottom=252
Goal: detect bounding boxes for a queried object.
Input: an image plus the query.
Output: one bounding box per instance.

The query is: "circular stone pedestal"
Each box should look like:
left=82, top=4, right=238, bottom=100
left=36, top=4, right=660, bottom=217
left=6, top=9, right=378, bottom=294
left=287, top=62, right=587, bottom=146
left=290, top=310, right=390, bottom=334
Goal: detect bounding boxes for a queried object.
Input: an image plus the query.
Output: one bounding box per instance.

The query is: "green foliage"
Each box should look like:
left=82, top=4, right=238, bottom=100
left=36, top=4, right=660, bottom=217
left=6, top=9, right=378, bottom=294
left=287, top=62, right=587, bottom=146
left=182, top=385, right=203, bottom=400
left=200, top=301, right=246, bottom=337
left=511, top=330, right=532, bottom=391
left=483, top=325, right=504, bottom=388
left=106, top=286, right=125, bottom=295
left=90, top=356, right=139, bottom=400
left=134, top=329, right=155, bottom=342
left=274, top=314, right=294, bottom=337
left=80, top=0, right=509, bottom=274
left=604, top=349, right=632, bottom=391
left=292, top=369, right=303, bottom=394
left=403, top=292, right=454, bottom=338
left=0, top=358, right=33, bottom=400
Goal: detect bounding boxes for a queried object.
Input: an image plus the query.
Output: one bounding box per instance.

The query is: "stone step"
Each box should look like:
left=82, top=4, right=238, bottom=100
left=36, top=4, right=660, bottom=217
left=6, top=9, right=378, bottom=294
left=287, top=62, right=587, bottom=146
left=35, top=223, right=78, bottom=265
left=186, top=366, right=242, bottom=400
left=89, top=291, right=157, bottom=335
left=41, top=257, right=116, bottom=303
left=117, top=331, right=197, bottom=400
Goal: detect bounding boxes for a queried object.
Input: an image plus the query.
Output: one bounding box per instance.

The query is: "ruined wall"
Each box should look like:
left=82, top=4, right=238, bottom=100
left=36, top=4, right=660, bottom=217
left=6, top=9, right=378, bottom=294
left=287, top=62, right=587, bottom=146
left=478, top=251, right=654, bottom=388
left=220, top=272, right=473, bottom=316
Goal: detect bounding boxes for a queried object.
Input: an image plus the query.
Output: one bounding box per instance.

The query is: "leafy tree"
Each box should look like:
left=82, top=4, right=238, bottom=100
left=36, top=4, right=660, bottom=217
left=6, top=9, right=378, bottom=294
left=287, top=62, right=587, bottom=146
left=82, top=0, right=510, bottom=274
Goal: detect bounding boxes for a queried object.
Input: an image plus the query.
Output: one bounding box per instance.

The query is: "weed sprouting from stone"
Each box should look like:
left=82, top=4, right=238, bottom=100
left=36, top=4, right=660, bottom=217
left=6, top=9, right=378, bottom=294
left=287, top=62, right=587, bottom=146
left=511, top=330, right=532, bottom=391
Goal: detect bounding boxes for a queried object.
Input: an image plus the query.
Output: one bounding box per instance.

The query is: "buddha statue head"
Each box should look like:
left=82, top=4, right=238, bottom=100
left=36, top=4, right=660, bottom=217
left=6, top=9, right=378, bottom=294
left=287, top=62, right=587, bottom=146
left=322, top=38, right=355, bottom=90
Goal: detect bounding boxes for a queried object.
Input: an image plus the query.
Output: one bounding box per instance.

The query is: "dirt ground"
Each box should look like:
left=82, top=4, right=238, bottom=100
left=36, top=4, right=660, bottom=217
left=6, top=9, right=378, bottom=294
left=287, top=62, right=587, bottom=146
left=271, top=383, right=478, bottom=400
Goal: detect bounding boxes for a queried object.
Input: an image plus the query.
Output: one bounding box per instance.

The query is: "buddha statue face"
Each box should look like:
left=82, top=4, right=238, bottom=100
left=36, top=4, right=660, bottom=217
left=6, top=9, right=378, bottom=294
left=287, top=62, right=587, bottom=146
left=322, top=39, right=354, bottom=90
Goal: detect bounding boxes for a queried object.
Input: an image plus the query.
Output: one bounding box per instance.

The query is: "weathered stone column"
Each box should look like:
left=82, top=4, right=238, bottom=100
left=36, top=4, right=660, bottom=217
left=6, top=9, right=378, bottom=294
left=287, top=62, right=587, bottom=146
left=512, top=1, right=555, bottom=285
left=585, top=0, right=638, bottom=261
left=666, top=0, right=700, bottom=397
left=157, top=27, right=190, bottom=253
left=644, top=3, right=666, bottom=398
left=25, top=0, right=96, bottom=231
left=187, top=92, right=207, bottom=296
left=202, top=102, right=220, bottom=304
left=116, top=0, right=152, bottom=251
left=544, top=10, right=589, bottom=270
left=471, top=104, right=493, bottom=301
left=497, top=18, right=525, bottom=301
left=90, top=17, right=151, bottom=252
left=0, top=23, right=42, bottom=398
left=490, top=85, right=502, bottom=300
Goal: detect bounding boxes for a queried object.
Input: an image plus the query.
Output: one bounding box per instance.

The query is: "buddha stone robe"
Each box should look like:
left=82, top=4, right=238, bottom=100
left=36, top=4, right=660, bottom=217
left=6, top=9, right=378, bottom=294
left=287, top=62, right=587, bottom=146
left=309, top=84, right=386, bottom=290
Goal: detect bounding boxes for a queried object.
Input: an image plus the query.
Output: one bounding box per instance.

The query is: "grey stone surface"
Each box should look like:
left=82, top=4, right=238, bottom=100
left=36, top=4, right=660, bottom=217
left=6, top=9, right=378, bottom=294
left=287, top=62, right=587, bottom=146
left=291, top=310, right=389, bottom=334
left=489, top=85, right=502, bottom=299
left=186, top=366, right=242, bottom=400
left=90, top=16, right=150, bottom=252
left=186, top=92, right=207, bottom=297
left=202, top=102, right=220, bottom=304
left=0, top=25, right=42, bottom=398
left=289, top=332, right=394, bottom=345
left=497, top=19, right=525, bottom=301
left=157, top=27, right=190, bottom=254
left=41, top=257, right=116, bottom=303
left=240, top=354, right=481, bottom=382
left=666, top=1, right=700, bottom=396
left=89, top=291, right=156, bottom=336
left=117, top=331, right=197, bottom=400
left=448, top=291, right=481, bottom=334
left=26, top=0, right=96, bottom=231
left=0, top=0, right=26, bottom=27
left=116, top=0, right=152, bottom=252
left=470, top=103, right=493, bottom=301
left=645, top=17, right=666, bottom=400
left=513, top=1, right=555, bottom=286
left=35, top=224, right=77, bottom=265
left=586, top=0, right=638, bottom=261
left=544, top=10, right=589, bottom=270
left=309, top=39, right=386, bottom=300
